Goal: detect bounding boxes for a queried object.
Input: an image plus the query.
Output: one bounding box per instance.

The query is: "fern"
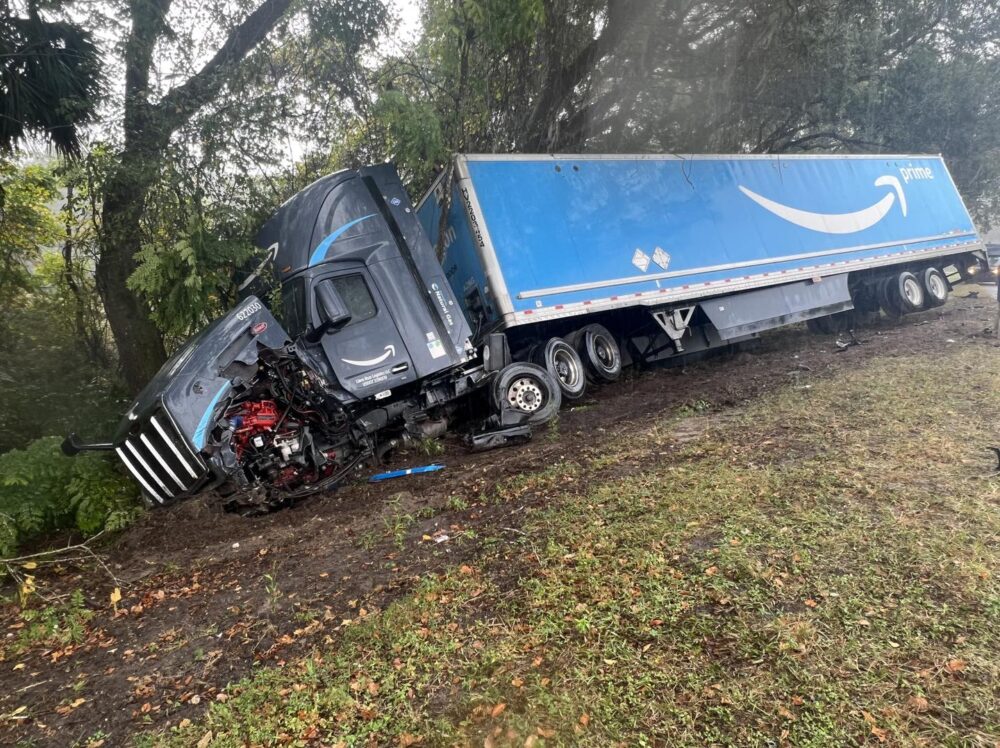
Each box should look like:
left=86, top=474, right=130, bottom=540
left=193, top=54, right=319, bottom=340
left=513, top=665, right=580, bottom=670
left=0, top=437, right=141, bottom=557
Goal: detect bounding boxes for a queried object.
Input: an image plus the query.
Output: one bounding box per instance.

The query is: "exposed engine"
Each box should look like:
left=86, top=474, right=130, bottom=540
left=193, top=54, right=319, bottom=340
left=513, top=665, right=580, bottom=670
left=217, top=356, right=368, bottom=509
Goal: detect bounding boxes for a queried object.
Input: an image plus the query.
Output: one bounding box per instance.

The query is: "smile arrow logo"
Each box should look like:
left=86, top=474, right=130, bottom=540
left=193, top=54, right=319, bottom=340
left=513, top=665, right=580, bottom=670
left=739, top=175, right=907, bottom=234
left=342, top=345, right=396, bottom=367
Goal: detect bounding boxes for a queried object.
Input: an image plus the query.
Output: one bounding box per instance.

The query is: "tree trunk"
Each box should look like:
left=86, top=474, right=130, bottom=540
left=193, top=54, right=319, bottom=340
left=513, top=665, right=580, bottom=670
left=96, top=148, right=168, bottom=393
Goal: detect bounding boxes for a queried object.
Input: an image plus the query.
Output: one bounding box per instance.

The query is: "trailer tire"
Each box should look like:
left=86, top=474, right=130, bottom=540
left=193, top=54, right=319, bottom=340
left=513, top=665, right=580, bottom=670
left=891, top=271, right=925, bottom=313
left=575, top=324, right=622, bottom=383
left=878, top=276, right=903, bottom=319
left=533, top=337, right=587, bottom=401
left=491, top=363, right=561, bottom=425
left=921, top=267, right=949, bottom=307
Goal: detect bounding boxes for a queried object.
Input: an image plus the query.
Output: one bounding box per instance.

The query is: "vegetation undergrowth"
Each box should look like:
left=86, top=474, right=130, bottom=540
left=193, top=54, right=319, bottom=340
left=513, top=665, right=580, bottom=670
left=0, top=436, right=141, bottom=558
left=149, top=346, right=1000, bottom=747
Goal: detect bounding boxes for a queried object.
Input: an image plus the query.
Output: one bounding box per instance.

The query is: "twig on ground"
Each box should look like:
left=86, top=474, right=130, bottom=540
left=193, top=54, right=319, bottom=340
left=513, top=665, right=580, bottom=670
left=1, top=531, right=121, bottom=602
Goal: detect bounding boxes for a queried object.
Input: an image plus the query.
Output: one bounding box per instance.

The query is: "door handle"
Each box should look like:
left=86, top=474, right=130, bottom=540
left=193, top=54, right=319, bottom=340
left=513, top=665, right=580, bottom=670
left=391, top=363, right=409, bottom=374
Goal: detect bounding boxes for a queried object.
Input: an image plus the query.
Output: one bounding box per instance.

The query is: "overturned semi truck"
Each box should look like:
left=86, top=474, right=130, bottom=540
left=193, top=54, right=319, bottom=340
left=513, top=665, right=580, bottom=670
left=64, top=154, right=988, bottom=511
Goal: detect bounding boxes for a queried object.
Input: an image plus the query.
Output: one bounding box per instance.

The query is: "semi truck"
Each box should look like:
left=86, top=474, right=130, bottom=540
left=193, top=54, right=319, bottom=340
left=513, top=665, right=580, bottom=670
left=64, top=154, right=987, bottom=511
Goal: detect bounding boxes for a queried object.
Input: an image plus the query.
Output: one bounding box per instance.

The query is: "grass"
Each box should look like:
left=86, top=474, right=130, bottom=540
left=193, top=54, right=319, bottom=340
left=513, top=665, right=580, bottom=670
left=3, top=589, right=93, bottom=658
left=147, top=346, right=1000, bottom=747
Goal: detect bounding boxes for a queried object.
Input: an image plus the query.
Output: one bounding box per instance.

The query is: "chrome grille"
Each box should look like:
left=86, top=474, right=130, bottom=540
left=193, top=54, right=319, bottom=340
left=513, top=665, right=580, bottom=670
left=116, top=411, right=207, bottom=503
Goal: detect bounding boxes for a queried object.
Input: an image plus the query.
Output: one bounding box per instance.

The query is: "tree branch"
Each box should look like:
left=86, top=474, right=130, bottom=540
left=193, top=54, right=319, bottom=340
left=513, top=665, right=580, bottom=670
left=153, top=0, right=293, bottom=135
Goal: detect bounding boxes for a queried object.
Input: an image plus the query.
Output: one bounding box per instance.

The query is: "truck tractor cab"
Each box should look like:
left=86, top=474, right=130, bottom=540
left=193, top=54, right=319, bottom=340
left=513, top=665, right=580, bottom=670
left=63, top=163, right=560, bottom=510
left=256, top=164, right=477, bottom=400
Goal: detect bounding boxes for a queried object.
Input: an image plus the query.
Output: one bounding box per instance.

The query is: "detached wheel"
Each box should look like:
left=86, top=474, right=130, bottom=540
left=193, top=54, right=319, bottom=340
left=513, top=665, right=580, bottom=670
left=533, top=337, right=587, bottom=401
left=574, top=323, right=622, bottom=383
left=891, top=271, right=925, bottom=313
left=921, top=267, right=949, bottom=307
left=491, top=363, right=561, bottom=426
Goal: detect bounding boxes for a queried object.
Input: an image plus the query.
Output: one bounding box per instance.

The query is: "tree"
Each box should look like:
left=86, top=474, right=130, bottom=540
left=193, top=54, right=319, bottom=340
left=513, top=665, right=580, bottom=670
left=94, top=0, right=297, bottom=392
left=0, top=0, right=102, bottom=157
left=90, top=0, right=389, bottom=392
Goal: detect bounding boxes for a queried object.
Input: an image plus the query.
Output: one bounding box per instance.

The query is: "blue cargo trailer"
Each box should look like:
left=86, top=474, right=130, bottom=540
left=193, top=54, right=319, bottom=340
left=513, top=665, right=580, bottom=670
left=418, top=153, right=985, bottom=393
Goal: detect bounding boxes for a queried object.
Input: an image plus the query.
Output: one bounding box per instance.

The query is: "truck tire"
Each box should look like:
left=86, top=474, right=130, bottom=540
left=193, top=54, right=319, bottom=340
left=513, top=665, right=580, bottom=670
left=491, top=363, right=561, bottom=425
left=575, top=324, right=622, bottom=383
left=891, top=270, right=925, bottom=313
left=921, top=267, right=949, bottom=307
left=877, top=276, right=903, bottom=319
left=533, top=337, right=587, bottom=401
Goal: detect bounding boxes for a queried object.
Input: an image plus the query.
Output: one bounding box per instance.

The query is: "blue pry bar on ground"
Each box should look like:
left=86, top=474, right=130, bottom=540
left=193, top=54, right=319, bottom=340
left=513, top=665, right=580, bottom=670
left=369, top=464, right=445, bottom=482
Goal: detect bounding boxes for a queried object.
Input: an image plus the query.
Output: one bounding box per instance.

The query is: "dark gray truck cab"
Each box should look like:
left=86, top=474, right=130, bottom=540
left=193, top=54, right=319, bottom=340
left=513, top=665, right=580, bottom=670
left=64, top=164, right=546, bottom=508
left=259, top=164, right=475, bottom=401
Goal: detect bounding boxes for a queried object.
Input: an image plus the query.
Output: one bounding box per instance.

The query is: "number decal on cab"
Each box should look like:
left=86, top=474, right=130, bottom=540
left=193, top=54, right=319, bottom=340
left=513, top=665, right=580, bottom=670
left=236, top=300, right=262, bottom=321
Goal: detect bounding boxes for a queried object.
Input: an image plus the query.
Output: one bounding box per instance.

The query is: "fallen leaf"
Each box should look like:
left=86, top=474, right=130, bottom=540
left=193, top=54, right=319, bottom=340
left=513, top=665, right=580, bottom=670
left=871, top=726, right=888, bottom=742
left=579, top=713, right=590, bottom=727
left=491, top=703, right=507, bottom=718
left=197, top=731, right=213, bottom=748
left=945, top=658, right=966, bottom=673
left=398, top=733, right=422, bottom=747
left=12, top=663, right=25, bottom=671
left=21, top=561, right=37, bottom=570
left=704, top=566, right=718, bottom=576
left=778, top=706, right=796, bottom=721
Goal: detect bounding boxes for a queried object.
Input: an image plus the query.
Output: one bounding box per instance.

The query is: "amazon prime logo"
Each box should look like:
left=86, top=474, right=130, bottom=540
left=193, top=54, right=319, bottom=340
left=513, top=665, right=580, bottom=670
left=342, top=345, right=395, bottom=367
left=739, top=175, right=907, bottom=235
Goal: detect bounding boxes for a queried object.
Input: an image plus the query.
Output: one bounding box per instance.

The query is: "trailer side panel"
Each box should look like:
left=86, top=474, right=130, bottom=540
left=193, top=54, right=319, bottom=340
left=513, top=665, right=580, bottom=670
left=421, top=154, right=982, bottom=330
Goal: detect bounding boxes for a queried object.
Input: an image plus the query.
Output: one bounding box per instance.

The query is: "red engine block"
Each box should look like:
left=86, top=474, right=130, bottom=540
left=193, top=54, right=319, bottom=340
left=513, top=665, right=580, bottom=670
left=230, top=400, right=279, bottom=456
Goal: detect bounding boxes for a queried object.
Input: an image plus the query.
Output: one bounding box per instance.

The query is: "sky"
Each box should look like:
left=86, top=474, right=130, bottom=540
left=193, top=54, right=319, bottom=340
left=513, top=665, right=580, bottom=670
left=387, top=0, right=423, bottom=48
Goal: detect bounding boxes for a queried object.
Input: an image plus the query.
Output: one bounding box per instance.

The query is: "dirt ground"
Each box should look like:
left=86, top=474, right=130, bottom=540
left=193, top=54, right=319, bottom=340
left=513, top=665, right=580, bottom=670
left=2, top=289, right=998, bottom=747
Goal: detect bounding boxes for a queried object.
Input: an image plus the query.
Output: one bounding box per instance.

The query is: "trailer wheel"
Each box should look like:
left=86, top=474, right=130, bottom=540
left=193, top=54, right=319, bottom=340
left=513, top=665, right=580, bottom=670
left=877, top=276, right=903, bottom=319
left=575, top=324, right=622, bottom=383
left=921, top=267, right=949, bottom=307
left=892, top=271, right=926, bottom=313
left=491, top=363, right=561, bottom=425
left=533, top=337, right=587, bottom=401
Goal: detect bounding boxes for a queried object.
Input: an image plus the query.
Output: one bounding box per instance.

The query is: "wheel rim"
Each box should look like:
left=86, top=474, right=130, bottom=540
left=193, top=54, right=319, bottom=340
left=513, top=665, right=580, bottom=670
left=903, top=277, right=923, bottom=306
left=928, top=273, right=946, bottom=300
left=552, top=348, right=582, bottom=389
left=593, top=335, right=616, bottom=371
left=507, top=376, right=544, bottom=412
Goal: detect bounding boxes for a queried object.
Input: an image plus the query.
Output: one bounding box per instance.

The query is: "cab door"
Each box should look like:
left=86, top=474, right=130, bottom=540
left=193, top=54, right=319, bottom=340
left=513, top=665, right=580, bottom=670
left=314, top=269, right=414, bottom=399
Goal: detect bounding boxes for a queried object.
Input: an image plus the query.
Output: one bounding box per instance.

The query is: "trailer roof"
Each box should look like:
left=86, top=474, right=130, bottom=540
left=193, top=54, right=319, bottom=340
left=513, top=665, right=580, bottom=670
left=457, top=153, right=942, bottom=162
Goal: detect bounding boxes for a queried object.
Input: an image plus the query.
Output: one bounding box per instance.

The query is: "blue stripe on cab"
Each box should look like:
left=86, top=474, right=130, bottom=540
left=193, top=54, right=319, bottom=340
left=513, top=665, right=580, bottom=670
left=307, top=213, right=377, bottom=267
left=192, top=382, right=232, bottom=450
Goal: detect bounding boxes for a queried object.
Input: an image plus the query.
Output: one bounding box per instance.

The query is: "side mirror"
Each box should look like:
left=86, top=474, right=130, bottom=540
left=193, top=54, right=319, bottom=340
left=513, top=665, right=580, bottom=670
left=310, top=281, right=352, bottom=340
